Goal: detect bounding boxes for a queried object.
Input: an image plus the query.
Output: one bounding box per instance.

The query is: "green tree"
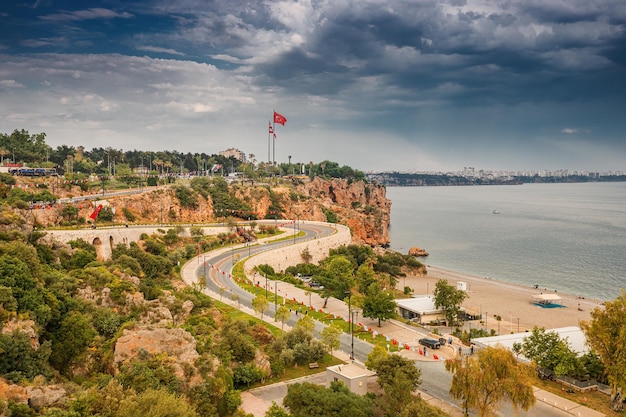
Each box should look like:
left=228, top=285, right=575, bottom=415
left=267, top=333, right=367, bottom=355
left=265, top=402, right=291, bottom=417
left=233, top=363, right=262, bottom=388
left=433, top=279, right=467, bottom=326
left=355, top=263, right=376, bottom=294
left=398, top=398, right=449, bottom=417
left=219, top=320, right=257, bottom=363
left=300, top=248, right=313, bottom=264
left=283, top=381, right=373, bottom=417
left=370, top=354, right=421, bottom=415
left=446, top=346, right=535, bottom=417
left=70, top=378, right=125, bottom=417
left=294, top=315, right=315, bottom=337
left=520, top=327, right=579, bottom=375
left=117, top=388, right=198, bottom=417
left=48, top=311, right=97, bottom=376
left=318, top=256, right=355, bottom=308
left=117, top=353, right=182, bottom=394
left=580, top=291, right=626, bottom=411
left=320, top=325, right=342, bottom=360
left=0, top=330, right=52, bottom=382
left=445, top=355, right=479, bottom=416
left=365, top=345, right=389, bottom=371
left=275, top=305, right=290, bottom=331
left=252, top=295, right=268, bottom=320
left=188, top=366, right=240, bottom=417
left=362, top=283, right=397, bottom=327
left=0, top=285, right=18, bottom=322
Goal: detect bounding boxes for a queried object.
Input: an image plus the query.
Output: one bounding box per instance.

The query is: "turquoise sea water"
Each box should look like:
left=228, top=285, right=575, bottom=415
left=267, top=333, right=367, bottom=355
left=387, top=182, right=626, bottom=301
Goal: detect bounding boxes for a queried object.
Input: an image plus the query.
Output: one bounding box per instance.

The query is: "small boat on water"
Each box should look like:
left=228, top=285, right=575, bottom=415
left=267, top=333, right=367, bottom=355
left=492, top=210, right=500, bottom=214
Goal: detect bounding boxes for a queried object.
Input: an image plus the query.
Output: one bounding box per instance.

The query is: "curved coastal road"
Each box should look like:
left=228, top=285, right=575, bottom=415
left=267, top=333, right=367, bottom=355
left=197, top=221, right=375, bottom=362
left=192, top=222, right=578, bottom=417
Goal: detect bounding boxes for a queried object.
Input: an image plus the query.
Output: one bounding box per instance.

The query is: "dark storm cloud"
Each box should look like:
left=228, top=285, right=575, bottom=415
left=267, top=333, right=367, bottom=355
left=251, top=0, right=626, bottom=112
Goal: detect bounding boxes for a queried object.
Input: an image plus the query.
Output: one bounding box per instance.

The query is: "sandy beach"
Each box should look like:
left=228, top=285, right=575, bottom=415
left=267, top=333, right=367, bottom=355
left=402, top=265, right=606, bottom=332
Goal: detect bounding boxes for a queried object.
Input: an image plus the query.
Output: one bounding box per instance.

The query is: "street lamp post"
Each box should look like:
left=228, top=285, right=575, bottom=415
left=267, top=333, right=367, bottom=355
left=345, top=291, right=352, bottom=358
left=203, top=255, right=211, bottom=287
left=351, top=309, right=360, bottom=362
left=274, top=281, right=278, bottom=311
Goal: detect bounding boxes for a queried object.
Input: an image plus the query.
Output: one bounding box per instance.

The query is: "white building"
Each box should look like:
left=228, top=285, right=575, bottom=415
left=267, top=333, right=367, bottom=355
left=326, top=363, right=375, bottom=395
left=471, top=326, right=588, bottom=361
left=396, top=295, right=446, bottom=325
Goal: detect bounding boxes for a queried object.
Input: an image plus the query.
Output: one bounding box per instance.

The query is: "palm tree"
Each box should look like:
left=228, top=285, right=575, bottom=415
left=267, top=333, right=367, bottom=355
left=152, top=158, right=163, bottom=174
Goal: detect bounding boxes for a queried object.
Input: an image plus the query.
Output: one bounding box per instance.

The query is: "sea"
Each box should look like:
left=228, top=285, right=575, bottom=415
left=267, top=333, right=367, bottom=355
left=387, top=182, right=626, bottom=302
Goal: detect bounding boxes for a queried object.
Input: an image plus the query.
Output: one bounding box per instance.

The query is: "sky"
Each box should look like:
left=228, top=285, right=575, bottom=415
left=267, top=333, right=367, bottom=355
left=1, top=0, right=625, bottom=173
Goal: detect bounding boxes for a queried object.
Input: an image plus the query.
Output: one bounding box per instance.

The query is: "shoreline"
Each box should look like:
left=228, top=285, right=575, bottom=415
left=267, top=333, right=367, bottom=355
left=401, top=264, right=605, bottom=332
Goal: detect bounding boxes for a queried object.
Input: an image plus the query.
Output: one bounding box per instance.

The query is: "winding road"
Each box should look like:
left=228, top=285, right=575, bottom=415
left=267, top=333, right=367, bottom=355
left=189, top=221, right=586, bottom=417
left=197, top=221, right=375, bottom=363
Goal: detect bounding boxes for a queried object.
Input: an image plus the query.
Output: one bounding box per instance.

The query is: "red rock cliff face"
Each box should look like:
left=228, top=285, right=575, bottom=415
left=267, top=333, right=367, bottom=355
left=293, top=178, right=391, bottom=246
left=33, top=177, right=391, bottom=246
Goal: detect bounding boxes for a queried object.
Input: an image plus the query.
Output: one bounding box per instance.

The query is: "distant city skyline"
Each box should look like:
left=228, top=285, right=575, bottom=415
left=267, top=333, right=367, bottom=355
left=368, top=167, right=624, bottom=177
left=1, top=1, right=625, bottom=173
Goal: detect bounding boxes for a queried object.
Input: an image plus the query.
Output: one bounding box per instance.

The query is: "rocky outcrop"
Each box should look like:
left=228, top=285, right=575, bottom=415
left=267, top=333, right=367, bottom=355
left=26, top=385, right=66, bottom=410
left=408, top=246, right=429, bottom=257
left=0, top=378, right=28, bottom=405
left=294, top=178, right=391, bottom=246
left=114, top=328, right=200, bottom=379
left=1, top=320, right=39, bottom=349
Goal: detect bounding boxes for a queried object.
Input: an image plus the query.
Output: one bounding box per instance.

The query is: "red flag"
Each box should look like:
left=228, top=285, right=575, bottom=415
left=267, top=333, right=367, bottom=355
left=89, top=204, right=103, bottom=220
left=269, top=124, right=274, bottom=134
left=274, top=111, right=287, bottom=126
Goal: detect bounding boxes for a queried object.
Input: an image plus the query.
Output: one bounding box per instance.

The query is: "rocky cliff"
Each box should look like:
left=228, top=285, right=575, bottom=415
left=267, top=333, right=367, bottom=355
left=34, top=177, right=391, bottom=247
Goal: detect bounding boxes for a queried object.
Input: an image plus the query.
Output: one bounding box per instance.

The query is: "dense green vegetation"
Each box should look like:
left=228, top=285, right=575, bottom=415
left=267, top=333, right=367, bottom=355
left=0, top=203, right=275, bottom=416
left=1, top=129, right=365, bottom=182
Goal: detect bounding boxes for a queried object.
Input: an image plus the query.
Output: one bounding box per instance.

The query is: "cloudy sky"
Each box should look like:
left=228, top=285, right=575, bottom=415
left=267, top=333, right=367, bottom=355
left=1, top=0, right=625, bottom=172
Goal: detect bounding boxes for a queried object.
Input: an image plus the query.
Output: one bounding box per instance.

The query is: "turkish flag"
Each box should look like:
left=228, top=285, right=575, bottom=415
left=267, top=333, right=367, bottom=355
left=274, top=111, right=287, bottom=126
left=89, top=204, right=103, bottom=220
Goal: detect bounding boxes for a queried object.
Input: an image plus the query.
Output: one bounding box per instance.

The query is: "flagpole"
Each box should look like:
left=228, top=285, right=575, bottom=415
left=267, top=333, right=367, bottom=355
left=272, top=109, right=276, bottom=165
left=268, top=120, right=271, bottom=164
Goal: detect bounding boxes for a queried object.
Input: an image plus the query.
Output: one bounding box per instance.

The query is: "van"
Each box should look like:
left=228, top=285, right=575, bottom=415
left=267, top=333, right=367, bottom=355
left=418, top=338, right=441, bottom=349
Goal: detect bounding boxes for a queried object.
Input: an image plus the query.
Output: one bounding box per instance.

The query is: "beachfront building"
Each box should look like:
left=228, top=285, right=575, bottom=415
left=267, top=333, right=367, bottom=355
left=326, top=363, right=375, bottom=395
left=471, top=326, right=588, bottom=361
left=396, top=295, right=447, bottom=325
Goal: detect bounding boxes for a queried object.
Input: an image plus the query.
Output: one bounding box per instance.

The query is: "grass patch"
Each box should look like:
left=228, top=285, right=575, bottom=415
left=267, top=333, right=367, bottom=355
left=213, top=299, right=282, bottom=339
left=249, top=354, right=345, bottom=389
left=533, top=376, right=616, bottom=416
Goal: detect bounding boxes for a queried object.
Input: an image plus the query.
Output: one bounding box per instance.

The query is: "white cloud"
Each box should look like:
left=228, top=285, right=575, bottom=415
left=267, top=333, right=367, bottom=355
left=40, top=8, right=133, bottom=22
left=0, top=80, right=24, bottom=88
left=136, top=45, right=185, bottom=56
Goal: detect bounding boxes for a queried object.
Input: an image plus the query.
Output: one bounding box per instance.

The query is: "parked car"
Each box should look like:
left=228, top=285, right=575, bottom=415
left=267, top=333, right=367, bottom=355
left=418, top=338, right=441, bottom=349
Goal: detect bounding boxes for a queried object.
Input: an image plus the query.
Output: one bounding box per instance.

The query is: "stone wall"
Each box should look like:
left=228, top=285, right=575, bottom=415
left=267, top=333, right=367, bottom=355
left=244, top=222, right=352, bottom=275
